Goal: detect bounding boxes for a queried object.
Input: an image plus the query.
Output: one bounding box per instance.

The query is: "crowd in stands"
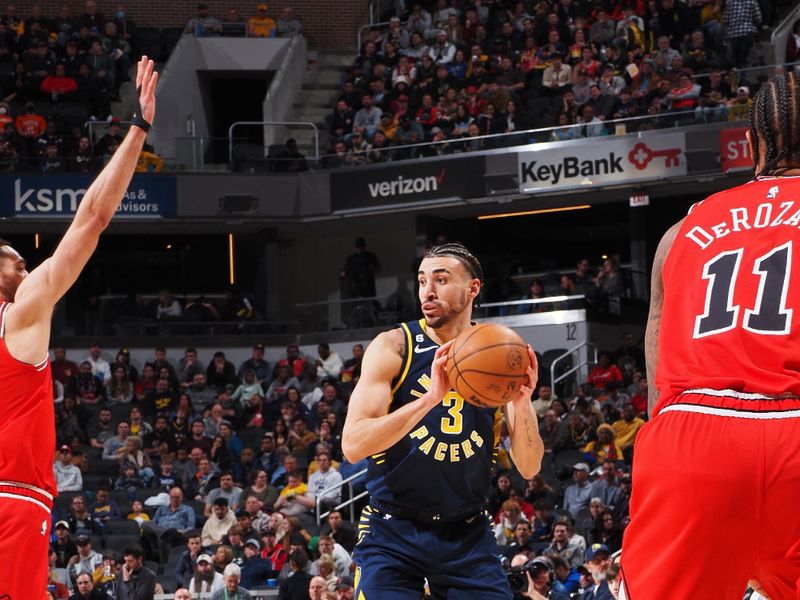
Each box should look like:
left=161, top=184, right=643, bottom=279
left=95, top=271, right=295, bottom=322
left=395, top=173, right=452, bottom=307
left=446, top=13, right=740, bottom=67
left=47, top=312, right=649, bottom=599
left=0, top=2, right=168, bottom=174
left=182, top=2, right=303, bottom=39
left=322, top=0, right=770, bottom=166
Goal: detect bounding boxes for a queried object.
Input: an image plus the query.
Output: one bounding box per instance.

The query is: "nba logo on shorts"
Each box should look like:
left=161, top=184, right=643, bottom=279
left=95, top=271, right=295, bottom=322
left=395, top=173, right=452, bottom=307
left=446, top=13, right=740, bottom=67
left=40, top=520, right=47, bottom=535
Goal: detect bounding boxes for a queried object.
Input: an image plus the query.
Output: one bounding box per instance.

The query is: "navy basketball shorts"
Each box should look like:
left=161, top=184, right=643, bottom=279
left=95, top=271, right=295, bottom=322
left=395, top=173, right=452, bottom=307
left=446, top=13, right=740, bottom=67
left=353, top=504, right=512, bottom=600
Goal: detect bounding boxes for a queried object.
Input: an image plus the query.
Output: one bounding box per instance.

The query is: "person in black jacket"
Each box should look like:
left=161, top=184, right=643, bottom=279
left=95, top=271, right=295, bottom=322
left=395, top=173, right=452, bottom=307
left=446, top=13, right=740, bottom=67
left=279, top=549, right=313, bottom=600
left=115, top=545, right=157, bottom=600
left=240, top=538, right=273, bottom=588
left=70, top=572, right=108, bottom=600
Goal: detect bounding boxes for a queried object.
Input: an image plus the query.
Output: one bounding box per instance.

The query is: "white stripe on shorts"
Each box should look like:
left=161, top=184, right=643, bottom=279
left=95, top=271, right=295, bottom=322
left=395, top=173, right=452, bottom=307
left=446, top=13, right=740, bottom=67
left=660, top=403, right=800, bottom=419
left=0, top=491, right=51, bottom=513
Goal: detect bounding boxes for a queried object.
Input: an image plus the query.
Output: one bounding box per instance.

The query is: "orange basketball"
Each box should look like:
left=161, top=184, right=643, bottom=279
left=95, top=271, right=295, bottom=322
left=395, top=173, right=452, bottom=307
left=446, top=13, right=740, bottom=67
left=445, top=323, right=532, bottom=408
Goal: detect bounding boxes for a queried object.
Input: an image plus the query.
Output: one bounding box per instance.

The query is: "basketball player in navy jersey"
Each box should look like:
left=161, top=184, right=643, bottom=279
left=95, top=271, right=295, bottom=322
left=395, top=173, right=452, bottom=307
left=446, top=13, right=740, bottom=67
left=342, top=243, right=544, bottom=599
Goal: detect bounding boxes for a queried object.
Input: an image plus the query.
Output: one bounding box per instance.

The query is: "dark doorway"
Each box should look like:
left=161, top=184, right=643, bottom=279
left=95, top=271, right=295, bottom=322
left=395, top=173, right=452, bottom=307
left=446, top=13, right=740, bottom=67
left=197, top=70, right=273, bottom=163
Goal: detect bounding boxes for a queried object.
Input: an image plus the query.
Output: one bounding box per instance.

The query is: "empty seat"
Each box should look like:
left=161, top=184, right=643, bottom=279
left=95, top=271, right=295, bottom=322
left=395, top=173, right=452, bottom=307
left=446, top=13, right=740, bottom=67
left=156, top=574, right=178, bottom=593
left=104, top=533, right=141, bottom=551
left=105, top=519, right=141, bottom=535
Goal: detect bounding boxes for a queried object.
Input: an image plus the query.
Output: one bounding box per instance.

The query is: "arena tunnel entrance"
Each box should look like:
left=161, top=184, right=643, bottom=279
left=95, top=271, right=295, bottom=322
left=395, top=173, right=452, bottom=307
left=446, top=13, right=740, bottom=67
left=197, top=70, right=273, bottom=164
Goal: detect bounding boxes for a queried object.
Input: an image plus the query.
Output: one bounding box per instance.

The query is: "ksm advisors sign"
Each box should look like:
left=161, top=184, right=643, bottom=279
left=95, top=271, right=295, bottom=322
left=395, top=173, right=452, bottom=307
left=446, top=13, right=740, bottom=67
left=330, top=156, right=485, bottom=211
left=517, top=133, right=687, bottom=193
left=0, top=173, right=177, bottom=218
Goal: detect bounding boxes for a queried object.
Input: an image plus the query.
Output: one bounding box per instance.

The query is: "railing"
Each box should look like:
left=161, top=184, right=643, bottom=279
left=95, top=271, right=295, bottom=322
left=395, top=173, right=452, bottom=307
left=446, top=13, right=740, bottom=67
left=295, top=295, right=390, bottom=332
left=155, top=592, right=277, bottom=599
left=771, top=5, right=800, bottom=65
left=228, top=121, right=320, bottom=164
left=357, top=20, right=393, bottom=51
left=550, top=342, right=597, bottom=393
left=478, top=295, right=586, bottom=317
left=315, top=468, right=369, bottom=524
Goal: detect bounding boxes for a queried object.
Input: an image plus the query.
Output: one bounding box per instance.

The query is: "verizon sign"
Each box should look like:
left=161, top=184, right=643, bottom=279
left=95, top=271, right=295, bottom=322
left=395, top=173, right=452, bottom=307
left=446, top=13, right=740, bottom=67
left=330, top=156, right=485, bottom=211
left=517, top=133, right=687, bottom=193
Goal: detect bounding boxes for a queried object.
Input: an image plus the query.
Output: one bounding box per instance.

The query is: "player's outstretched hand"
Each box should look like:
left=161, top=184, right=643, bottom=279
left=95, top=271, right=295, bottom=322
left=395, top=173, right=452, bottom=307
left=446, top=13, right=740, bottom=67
left=135, top=55, right=158, bottom=126
left=428, top=340, right=454, bottom=405
left=510, top=345, right=539, bottom=407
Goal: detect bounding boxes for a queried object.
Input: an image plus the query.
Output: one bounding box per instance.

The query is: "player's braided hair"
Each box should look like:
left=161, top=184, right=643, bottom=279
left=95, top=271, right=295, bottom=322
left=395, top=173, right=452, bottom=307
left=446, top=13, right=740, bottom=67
left=424, top=242, right=484, bottom=283
left=750, top=71, right=800, bottom=177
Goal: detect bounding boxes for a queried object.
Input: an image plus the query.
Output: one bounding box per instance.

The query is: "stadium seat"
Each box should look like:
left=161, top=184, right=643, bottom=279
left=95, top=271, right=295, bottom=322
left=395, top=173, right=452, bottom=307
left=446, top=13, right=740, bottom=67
left=106, top=519, right=141, bottom=535
left=132, top=27, right=162, bottom=61
left=104, top=533, right=141, bottom=552
left=156, top=574, right=178, bottom=593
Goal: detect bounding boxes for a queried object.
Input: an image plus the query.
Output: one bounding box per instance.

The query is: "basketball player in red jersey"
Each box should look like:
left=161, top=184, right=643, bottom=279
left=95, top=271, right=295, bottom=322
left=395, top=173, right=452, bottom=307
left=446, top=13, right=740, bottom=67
left=621, top=72, right=800, bottom=599
left=0, top=56, right=157, bottom=599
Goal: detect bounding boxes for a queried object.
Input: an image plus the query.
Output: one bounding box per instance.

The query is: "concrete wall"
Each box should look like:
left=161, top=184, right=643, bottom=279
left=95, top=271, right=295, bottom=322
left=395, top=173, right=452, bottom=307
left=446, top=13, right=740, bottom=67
left=152, top=37, right=291, bottom=159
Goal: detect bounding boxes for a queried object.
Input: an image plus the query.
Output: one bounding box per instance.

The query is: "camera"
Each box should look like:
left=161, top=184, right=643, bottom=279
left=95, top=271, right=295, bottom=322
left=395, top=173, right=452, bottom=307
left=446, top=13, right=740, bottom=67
left=505, top=557, right=554, bottom=595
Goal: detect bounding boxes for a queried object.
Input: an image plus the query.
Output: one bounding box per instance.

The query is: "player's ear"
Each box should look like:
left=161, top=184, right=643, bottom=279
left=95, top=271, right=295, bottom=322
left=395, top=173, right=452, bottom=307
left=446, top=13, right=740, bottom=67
left=468, top=278, right=481, bottom=300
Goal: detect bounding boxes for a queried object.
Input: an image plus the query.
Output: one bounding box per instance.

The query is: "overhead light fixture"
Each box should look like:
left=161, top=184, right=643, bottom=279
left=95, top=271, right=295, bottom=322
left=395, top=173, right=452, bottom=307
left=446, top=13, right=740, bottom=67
left=478, top=204, right=591, bottom=220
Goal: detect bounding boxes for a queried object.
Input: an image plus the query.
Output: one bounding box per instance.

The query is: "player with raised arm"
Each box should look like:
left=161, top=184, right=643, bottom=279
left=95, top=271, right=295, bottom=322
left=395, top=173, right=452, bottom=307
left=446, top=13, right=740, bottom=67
left=342, top=243, right=544, bottom=599
left=0, top=56, right=157, bottom=598
left=621, top=72, right=800, bottom=599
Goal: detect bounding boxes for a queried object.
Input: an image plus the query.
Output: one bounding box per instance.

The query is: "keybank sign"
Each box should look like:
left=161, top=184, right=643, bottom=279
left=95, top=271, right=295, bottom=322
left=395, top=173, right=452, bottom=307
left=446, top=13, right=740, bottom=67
left=1, top=174, right=177, bottom=218
left=517, top=133, right=687, bottom=193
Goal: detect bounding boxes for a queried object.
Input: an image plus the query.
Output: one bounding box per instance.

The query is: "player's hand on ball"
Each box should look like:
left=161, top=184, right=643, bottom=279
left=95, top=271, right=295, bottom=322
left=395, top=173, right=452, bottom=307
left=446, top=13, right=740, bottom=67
left=428, top=341, right=454, bottom=405
left=510, top=345, right=538, bottom=406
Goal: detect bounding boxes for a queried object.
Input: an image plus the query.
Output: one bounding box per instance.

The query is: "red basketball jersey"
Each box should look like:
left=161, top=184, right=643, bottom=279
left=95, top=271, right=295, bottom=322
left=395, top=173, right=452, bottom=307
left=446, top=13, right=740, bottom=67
left=0, top=301, right=56, bottom=495
left=656, top=177, right=800, bottom=413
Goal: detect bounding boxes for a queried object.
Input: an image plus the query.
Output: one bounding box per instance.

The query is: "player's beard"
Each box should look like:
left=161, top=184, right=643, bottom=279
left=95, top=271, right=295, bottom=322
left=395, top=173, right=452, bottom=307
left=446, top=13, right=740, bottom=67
left=424, top=289, right=470, bottom=329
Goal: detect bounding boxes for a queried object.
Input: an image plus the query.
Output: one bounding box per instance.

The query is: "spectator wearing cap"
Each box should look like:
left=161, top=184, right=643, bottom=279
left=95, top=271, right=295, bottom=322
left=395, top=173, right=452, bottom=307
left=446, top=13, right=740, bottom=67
left=84, top=341, right=111, bottom=385
left=728, top=85, right=752, bottom=121
left=184, top=3, right=222, bottom=36
left=276, top=6, right=302, bottom=37
left=212, top=563, right=253, bottom=600
left=583, top=424, right=623, bottom=464
left=188, top=553, right=224, bottom=594
left=54, top=444, right=83, bottom=492
left=238, top=344, right=271, bottom=387
left=248, top=3, right=276, bottom=37
left=385, top=16, right=409, bottom=49
left=202, top=497, right=236, bottom=546
left=53, top=520, right=78, bottom=568
left=582, top=544, right=613, bottom=600
left=563, top=463, right=593, bottom=519
left=240, top=538, right=273, bottom=588
left=260, top=526, right=286, bottom=572
left=68, top=534, right=103, bottom=585
left=428, top=29, right=455, bottom=64
left=334, top=575, right=355, bottom=600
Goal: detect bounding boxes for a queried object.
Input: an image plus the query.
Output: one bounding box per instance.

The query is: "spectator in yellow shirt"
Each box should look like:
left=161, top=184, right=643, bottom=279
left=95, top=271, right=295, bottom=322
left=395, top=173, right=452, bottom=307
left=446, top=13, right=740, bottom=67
left=611, top=404, right=646, bottom=451
left=248, top=3, right=277, bottom=38
left=583, top=423, right=624, bottom=464
left=136, top=145, right=164, bottom=172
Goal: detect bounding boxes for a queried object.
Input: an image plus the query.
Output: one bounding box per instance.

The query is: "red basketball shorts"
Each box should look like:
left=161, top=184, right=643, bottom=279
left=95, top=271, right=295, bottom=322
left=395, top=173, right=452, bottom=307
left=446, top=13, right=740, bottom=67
left=0, top=481, right=53, bottom=600
left=621, top=392, right=800, bottom=600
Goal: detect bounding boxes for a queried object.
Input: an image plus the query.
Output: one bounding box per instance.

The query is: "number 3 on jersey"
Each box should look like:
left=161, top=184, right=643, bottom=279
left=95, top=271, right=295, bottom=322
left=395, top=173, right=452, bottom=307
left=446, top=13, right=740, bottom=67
left=441, top=392, right=464, bottom=434
left=694, top=241, right=793, bottom=338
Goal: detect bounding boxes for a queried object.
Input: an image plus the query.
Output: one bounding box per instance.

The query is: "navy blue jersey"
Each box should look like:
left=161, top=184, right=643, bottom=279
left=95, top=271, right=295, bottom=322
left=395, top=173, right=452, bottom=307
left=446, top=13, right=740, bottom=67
left=365, top=319, right=501, bottom=514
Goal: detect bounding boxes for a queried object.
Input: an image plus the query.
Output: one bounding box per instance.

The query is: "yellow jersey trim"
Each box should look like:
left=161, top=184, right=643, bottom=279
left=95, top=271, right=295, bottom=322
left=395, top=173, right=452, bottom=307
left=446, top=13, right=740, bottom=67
left=389, top=322, right=414, bottom=405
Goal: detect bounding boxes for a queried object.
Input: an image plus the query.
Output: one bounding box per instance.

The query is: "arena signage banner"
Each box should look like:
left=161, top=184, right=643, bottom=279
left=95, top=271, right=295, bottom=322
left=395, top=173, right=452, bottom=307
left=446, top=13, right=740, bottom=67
left=330, top=156, right=486, bottom=211
left=719, top=127, right=753, bottom=172
left=517, top=133, right=687, bottom=193
left=0, top=174, right=177, bottom=218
